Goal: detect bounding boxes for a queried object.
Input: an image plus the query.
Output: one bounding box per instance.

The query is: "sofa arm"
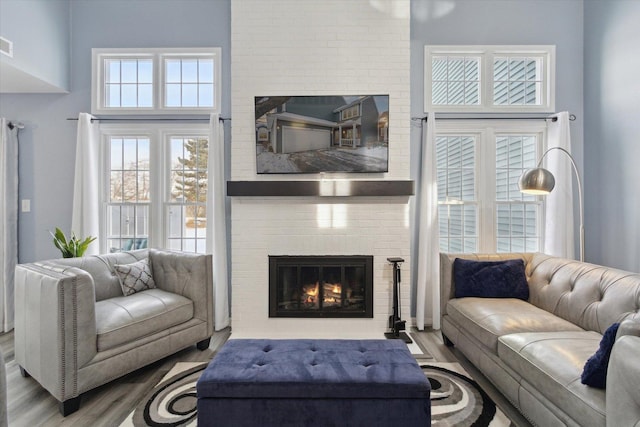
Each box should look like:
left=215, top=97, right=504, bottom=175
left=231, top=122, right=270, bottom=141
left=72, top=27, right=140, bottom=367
left=14, top=262, right=97, bottom=401
left=148, top=249, right=213, bottom=336
left=615, top=318, right=640, bottom=340
left=607, top=334, right=640, bottom=427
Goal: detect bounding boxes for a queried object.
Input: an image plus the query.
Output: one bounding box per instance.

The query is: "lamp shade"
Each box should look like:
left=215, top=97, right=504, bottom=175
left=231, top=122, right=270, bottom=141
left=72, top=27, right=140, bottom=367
left=518, top=168, right=556, bottom=194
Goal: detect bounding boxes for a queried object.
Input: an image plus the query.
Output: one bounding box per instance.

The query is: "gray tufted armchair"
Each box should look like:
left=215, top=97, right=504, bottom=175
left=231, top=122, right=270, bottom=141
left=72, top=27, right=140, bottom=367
left=14, top=248, right=213, bottom=416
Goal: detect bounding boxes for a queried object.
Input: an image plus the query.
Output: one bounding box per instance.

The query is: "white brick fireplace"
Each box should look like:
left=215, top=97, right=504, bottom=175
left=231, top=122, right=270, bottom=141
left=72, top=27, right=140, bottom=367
left=230, top=0, right=411, bottom=338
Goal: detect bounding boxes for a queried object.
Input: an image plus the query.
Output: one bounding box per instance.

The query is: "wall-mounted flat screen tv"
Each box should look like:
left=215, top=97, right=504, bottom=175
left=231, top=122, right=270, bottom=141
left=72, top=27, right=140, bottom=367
left=255, top=95, right=389, bottom=174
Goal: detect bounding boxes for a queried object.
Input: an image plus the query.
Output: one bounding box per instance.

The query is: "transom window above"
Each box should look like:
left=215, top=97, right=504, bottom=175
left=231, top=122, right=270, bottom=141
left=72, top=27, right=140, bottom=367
left=493, top=57, right=543, bottom=106
left=164, top=58, right=215, bottom=108
left=432, top=56, right=480, bottom=106
left=425, top=45, right=555, bottom=113
left=105, top=59, right=153, bottom=108
left=93, top=48, right=221, bottom=115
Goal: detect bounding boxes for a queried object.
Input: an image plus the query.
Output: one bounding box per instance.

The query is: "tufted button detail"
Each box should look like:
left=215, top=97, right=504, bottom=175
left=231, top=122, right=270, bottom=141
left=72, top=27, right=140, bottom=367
left=362, top=362, right=375, bottom=368
left=310, top=360, right=318, bottom=366
left=263, top=345, right=272, bottom=352
left=255, top=362, right=265, bottom=367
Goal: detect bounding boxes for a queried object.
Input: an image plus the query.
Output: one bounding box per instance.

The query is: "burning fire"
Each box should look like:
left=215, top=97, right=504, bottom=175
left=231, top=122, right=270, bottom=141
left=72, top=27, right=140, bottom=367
left=323, top=282, right=342, bottom=306
left=300, top=282, right=344, bottom=307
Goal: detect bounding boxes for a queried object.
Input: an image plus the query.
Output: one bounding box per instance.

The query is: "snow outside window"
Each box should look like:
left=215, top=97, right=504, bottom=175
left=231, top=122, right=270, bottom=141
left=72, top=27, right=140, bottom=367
left=100, top=124, right=209, bottom=253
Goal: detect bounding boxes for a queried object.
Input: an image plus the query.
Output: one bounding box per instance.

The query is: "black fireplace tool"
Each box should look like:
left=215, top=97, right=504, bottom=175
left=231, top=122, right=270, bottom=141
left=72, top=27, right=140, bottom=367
left=384, top=257, right=413, bottom=344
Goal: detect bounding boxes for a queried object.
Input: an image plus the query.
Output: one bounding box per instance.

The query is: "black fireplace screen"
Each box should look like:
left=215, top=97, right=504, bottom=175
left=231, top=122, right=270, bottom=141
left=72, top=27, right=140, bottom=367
left=269, top=256, right=373, bottom=318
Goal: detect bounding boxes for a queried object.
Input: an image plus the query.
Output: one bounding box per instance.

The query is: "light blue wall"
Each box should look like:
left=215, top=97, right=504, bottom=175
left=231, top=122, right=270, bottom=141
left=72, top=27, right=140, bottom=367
left=4, top=0, right=637, bottom=300
left=0, top=0, right=71, bottom=91
left=584, top=0, right=640, bottom=272
left=0, top=0, right=231, bottom=262
left=409, top=0, right=585, bottom=316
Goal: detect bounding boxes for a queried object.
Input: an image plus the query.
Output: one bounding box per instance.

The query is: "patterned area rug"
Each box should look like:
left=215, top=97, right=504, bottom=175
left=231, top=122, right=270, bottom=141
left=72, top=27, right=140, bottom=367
left=120, top=361, right=512, bottom=426
left=422, top=362, right=513, bottom=426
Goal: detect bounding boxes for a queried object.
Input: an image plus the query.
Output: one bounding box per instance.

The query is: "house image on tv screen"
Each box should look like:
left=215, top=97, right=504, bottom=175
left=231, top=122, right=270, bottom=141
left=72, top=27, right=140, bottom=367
left=255, top=95, right=389, bottom=174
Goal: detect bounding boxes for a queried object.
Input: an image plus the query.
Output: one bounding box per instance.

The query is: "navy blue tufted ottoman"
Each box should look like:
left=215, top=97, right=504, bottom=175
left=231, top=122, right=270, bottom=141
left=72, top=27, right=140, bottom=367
left=196, top=339, right=431, bottom=427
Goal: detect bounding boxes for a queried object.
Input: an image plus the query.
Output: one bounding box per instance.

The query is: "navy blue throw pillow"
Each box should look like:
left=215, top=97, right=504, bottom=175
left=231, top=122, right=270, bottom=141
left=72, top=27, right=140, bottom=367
left=453, top=258, right=529, bottom=300
left=581, top=322, right=620, bottom=389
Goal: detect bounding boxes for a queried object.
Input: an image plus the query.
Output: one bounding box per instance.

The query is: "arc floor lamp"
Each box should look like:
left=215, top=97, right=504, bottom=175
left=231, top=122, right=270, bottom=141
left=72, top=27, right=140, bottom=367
left=518, top=146, right=584, bottom=262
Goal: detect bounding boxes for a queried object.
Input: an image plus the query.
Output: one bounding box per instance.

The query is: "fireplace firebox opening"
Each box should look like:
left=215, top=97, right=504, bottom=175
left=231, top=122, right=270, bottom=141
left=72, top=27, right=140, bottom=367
left=269, top=255, right=374, bottom=318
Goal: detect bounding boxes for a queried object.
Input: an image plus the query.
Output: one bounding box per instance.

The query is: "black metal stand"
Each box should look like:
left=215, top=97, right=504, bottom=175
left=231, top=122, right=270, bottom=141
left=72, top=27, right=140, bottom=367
left=384, top=257, right=413, bottom=344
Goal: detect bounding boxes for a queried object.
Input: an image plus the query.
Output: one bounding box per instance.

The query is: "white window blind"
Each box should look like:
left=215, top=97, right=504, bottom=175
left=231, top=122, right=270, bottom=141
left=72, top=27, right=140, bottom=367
left=493, top=57, right=544, bottom=106
left=495, top=134, right=540, bottom=252
left=435, top=121, right=545, bottom=254
left=425, top=45, right=555, bottom=113
left=436, top=135, right=478, bottom=252
left=432, top=56, right=481, bottom=106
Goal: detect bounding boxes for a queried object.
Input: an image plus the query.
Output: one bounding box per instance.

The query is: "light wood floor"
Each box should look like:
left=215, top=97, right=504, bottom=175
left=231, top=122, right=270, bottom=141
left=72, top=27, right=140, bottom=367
left=1, top=328, right=531, bottom=427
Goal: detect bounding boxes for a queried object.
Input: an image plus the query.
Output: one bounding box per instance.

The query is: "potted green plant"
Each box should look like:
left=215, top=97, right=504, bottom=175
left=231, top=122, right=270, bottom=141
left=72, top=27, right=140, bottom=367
left=50, top=227, right=97, bottom=258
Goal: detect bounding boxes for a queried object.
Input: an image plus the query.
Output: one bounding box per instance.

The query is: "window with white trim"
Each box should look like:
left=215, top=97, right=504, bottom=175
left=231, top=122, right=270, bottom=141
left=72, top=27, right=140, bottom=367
left=436, top=121, right=546, bottom=253
left=101, top=124, right=210, bottom=254
left=341, top=105, right=360, bottom=120
left=106, top=134, right=151, bottom=252
left=92, top=48, right=221, bottom=115
left=167, top=135, right=209, bottom=252
left=425, top=45, right=555, bottom=112
left=432, top=56, right=481, bottom=106
left=495, top=134, right=540, bottom=252
left=437, top=134, right=477, bottom=252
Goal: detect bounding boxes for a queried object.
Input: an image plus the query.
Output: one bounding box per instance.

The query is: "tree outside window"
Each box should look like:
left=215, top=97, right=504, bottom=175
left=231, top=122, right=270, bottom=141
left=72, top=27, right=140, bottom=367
left=171, top=137, right=209, bottom=228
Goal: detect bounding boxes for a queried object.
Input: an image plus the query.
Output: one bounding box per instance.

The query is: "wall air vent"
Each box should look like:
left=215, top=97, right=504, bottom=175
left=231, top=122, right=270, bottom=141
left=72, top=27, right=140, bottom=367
left=0, top=37, right=13, bottom=58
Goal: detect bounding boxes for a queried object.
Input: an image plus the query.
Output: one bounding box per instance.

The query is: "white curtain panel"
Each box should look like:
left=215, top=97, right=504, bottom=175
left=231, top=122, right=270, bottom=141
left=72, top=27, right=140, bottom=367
left=544, top=111, right=575, bottom=259
left=71, top=113, right=101, bottom=255
left=0, top=118, right=18, bottom=332
left=207, top=114, right=230, bottom=330
left=415, top=114, right=440, bottom=330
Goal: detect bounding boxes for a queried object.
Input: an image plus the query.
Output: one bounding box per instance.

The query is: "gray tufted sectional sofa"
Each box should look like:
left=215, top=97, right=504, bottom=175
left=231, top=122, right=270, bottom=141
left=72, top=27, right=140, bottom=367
left=440, top=252, right=640, bottom=427
left=14, top=248, right=213, bottom=416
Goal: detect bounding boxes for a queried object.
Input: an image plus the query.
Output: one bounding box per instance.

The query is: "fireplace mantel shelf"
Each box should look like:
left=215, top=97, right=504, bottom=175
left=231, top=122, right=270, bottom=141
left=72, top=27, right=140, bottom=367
left=227, top=180, right=414, bottom=197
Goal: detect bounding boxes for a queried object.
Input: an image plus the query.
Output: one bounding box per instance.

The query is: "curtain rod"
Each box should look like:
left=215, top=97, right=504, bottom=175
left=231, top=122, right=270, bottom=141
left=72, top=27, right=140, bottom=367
left=66, top=117, right=231, bottom=122
left=7, top=121, right=25, bottom=130
left=412, top=113, right=576, bottom=122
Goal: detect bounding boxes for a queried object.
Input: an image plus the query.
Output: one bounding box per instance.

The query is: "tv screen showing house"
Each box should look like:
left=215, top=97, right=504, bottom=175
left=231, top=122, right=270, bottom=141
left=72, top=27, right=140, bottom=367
left=255, top=95, right=389, bottom=174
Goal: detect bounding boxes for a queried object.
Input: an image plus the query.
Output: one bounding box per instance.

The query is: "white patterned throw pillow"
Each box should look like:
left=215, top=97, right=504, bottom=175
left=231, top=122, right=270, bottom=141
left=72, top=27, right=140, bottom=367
left=114, top=258, right=156, bottom=296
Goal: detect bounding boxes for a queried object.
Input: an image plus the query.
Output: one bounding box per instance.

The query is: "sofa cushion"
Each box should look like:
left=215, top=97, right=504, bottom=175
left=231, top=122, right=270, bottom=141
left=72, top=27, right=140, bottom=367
left=526, top=253, right=640, bottom=334
left=95, top=288, right=193, bottom=351
left=498, top=331, right=605, bottom=427
left=51, top=249, right=148, bottom=301
left=114, top=258, right=156, bottom=296
left=446, top=298, right=583, bottom=354
left=581, top=322, right=620, bottom=388
left=454, top=258, right=529, bottom=300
